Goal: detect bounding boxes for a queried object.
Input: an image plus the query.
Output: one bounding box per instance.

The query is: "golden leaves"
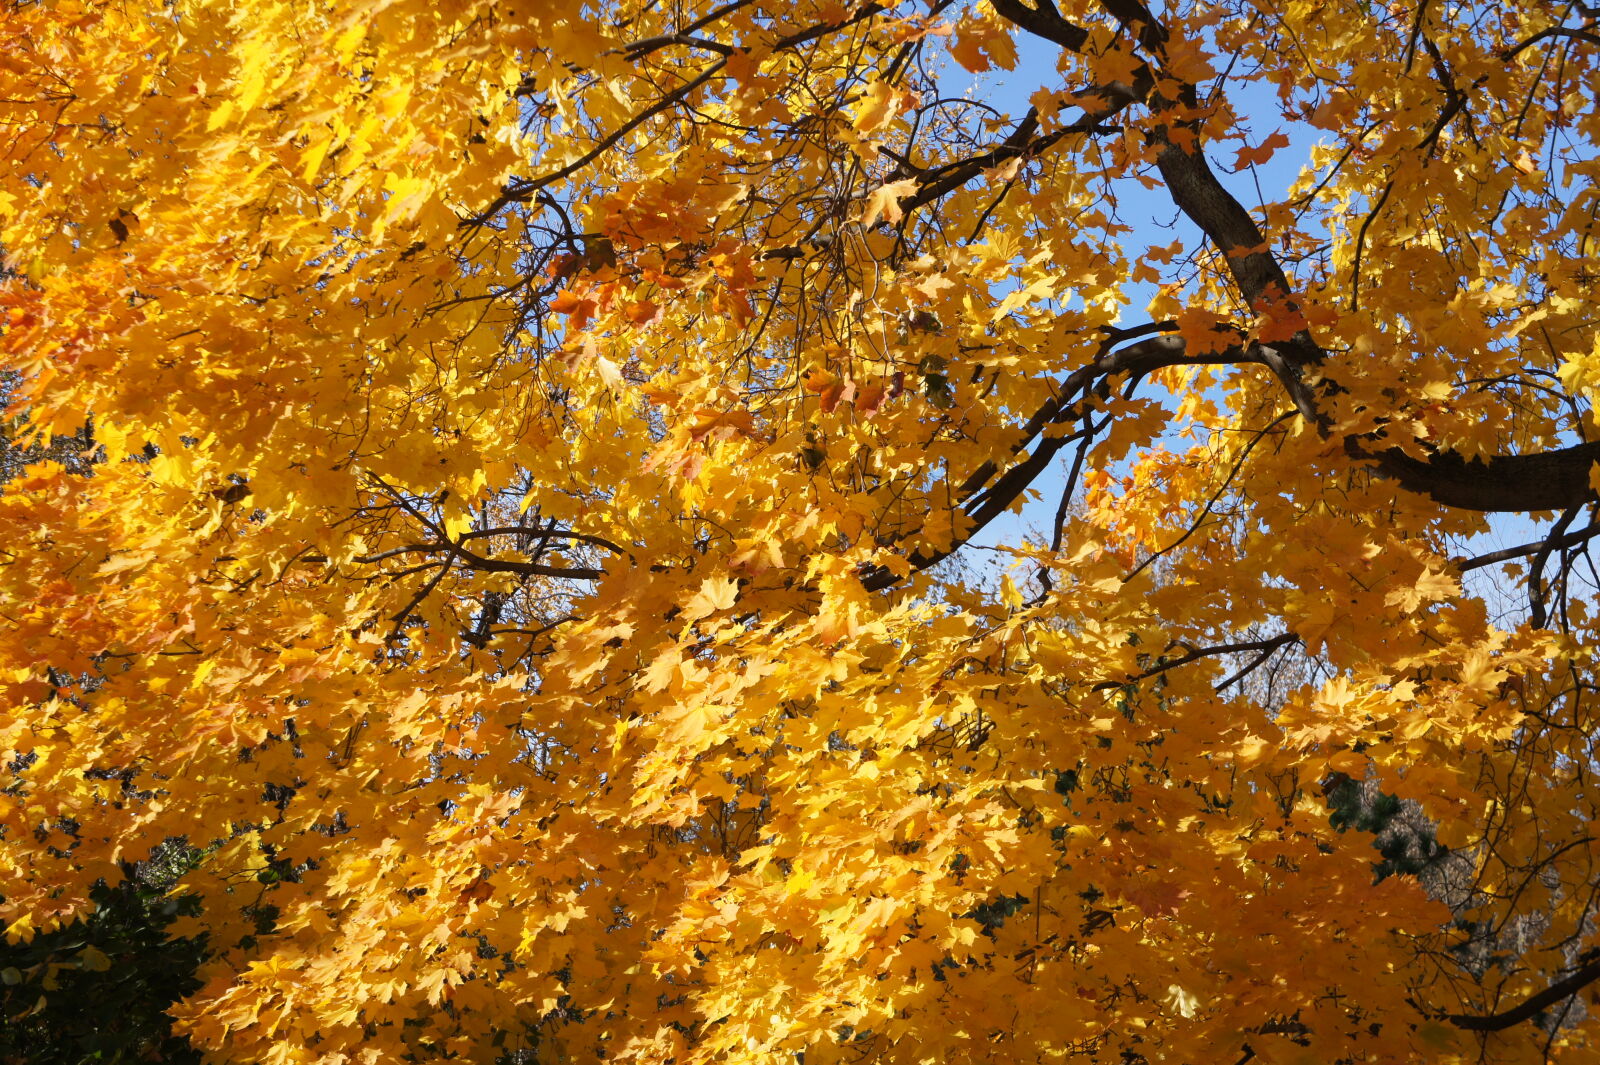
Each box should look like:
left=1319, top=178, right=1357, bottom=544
left=1383, top=567, right=1460, bottom=614
left=3, top=1, right=1600, bottom=1063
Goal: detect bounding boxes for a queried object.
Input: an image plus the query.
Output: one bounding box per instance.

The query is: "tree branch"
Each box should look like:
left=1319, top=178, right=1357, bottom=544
left=1447, top=956, right=1600, bottom=1032
left=467, top=4, right=889, bottom=227
left=1364, top=441, right=1600, bottom=513
left=859, top=333, right=1268, bottom=590
left=1458, top=518, right=1600, bottom=572
left=1092, top=632, right=1301, bottom=690
left=989, top=0, right=1600, bottom=519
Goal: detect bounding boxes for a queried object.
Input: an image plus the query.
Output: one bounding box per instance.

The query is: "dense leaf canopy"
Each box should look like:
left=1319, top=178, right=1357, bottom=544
left=3, top=0, right=1600, bottom=1061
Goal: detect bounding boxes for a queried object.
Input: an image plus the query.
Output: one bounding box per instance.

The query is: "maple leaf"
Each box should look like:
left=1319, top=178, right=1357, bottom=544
left=687, top=407, right=754, bottom=443
left=683, top=577, right=739, bottom=624
left=861, top=178, right=920, bottom=228
left=851, top=80, right=915, bottom=134
left=550, top=289, right=598, bottom=330
left=642, top=647, right=682, bottom=693
left=1384, top=568, right=1460, bottom=614
left=1233, top=130, right=1290, bottom=169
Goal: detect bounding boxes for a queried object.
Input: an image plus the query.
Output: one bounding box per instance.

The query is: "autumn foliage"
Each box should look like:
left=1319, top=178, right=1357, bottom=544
left=3, top=0, right=1600, bottom=1061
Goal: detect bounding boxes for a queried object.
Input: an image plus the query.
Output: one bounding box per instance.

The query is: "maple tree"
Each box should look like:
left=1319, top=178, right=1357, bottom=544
left=3, top=0, right=1600, bottom=1060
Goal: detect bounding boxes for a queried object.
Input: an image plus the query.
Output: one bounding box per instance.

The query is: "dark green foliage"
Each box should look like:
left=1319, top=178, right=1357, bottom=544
left=1323, top=773, right=1448, bottom=882
left=964, top=893, right=1030, bottom=935
left=0, top=848, right=206, bottom=1065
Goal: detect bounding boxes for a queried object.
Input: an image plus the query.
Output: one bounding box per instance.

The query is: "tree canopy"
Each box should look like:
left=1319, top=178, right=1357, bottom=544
left=3, top=0, right=1600, bottom=1061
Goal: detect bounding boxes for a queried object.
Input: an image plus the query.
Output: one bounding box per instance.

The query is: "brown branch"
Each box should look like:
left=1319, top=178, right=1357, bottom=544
left=988, top=0, right=1089, bottom=51
left=1214, top=637, right=1298, bottom=692
left=1501, top=26, right=1600, bottom=59
left=1363, top=442, right=1600, bottom=513
left=365, top=479, right=610, bottom=590
left=618, top=33, right=738, bottom=59
left=456, top=524, right=630, bottom=556
left=1458, top=518, right=1600, bottom=572
left=1447, top=956, right=1600, bottom=1032
left=1096, top=0, right=1170, bottom=55
left=447, top=544, right=605, bottom=580
left=1092, top=633, right=1301, bottom=690
left=466, top=62, right=726, bottom=227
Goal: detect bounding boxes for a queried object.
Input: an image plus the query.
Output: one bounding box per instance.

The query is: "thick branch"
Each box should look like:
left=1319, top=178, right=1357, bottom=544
left=987, top=0, right=1089, bottom=51
left=1370, top=441, right=1600, bottom=513
left=1150, top=135, right=1294, bottom=320
left=987, top=0, right=1600, bottom=519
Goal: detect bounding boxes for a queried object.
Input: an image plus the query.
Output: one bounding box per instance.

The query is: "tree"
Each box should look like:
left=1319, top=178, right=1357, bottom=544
left=1, top=0, right=1598, bottom=1061
left=0, top=840, right=207, bottom=1065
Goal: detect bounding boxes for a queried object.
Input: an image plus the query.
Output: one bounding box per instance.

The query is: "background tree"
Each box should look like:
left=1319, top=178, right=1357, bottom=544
left=2, top=0, right=1599, bottom=1062
left=0, top=841, right=206, bottom=1065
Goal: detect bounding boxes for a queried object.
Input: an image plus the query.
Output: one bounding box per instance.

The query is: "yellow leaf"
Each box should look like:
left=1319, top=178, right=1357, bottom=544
left=683, top=577, right=739, bottom=624
left=642, top=648, right=681, bottom=693
left=862, top=178, right=920, bottom=228
left=851, top=79, right=915, bottom=134
left=78, top=945, right=112, bottom=972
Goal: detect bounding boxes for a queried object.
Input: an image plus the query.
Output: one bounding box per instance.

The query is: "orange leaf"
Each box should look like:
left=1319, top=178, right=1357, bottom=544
left=1233, top=130, right=1290, bottom=169
left=550, top=289, right=597, bottom=329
